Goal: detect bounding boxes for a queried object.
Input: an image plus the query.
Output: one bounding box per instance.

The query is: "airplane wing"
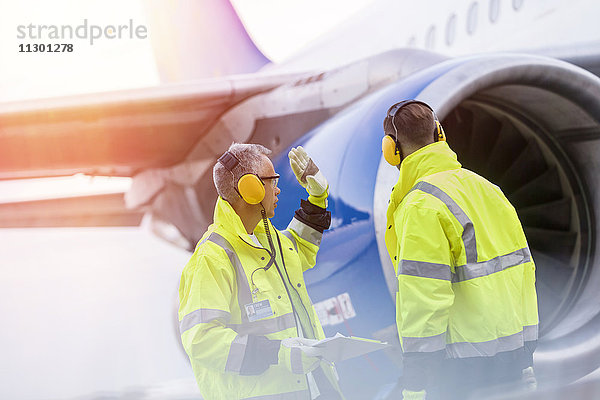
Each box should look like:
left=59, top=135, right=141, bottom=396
left=0, top=73, right=303, bottom=180
left=0, top=193, right=143, bottom=228
left=0, top=72, right=305, bottom=229
left=0, top=0, right=303, bottom=231
left=0, top=48, right=447, bottom=237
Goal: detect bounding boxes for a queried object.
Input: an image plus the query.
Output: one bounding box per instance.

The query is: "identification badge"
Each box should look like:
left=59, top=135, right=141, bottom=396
left=244, top=299, right=273, bottom=322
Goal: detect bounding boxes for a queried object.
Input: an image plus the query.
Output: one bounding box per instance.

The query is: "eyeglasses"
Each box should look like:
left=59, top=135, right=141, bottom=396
left=259, top=174, right=280, bottom=188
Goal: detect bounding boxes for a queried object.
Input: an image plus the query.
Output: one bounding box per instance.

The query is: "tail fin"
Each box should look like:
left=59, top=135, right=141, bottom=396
left=143, top=0, right=270, bottom=82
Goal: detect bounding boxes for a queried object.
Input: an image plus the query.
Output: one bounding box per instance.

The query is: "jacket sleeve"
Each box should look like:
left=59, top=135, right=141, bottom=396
left=178, top=248, right=280, bottom=375
left=284, top=199, right=331, bottom=272
left=394, top=203, right=455, bottom=391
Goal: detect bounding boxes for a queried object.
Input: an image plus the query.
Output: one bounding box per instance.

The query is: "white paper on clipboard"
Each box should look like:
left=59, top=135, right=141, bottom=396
left=312, top=332, right=389, bottom=363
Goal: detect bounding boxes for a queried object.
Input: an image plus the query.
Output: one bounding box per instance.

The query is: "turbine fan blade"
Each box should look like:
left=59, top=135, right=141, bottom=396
left=508, top=166, right=563, bottom=208
left=524, top=227, right=577, bottom=265
left=499, top=138, right=548, bottom=194
left=518, top=198, right=572, bottom=231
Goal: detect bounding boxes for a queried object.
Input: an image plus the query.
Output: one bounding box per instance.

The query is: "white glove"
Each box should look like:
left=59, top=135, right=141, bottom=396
left=288, top=146, right=329, bottom=207
left=402, top=389, right=426, bottom=400
left=281, top=337, right=323, bottom=357
left=522, top=366, right=537, bottom=391
left=279, top=337, right=321, bottom=374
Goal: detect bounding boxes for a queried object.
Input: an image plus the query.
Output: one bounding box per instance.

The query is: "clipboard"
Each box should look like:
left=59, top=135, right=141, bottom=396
left=312, top=332, right=389, bottom=362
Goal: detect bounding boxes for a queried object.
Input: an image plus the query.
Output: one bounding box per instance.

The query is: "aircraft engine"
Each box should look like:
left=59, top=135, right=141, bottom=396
left=270, top=53, right=600, bottom=396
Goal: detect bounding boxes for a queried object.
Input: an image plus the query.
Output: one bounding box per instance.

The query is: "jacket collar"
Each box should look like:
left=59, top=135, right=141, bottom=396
left=213, top=197, right=275, bottom=248
left=391, top=141, right=462, bottom=203
left=214, top=196, right=250, bottom=238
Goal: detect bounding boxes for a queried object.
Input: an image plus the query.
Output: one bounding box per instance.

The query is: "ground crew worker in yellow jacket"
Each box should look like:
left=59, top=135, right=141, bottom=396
left=178, top=142, right=344, bottom=400
left=381, top=100, right=539, bottom=400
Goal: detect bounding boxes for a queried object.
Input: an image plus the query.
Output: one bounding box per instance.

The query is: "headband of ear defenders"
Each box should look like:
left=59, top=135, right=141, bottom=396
left=382, top=100, right=445, bottom=166
left=218, top=151, right=266, bottom=205
left=387, top=100, right=444, bottom=140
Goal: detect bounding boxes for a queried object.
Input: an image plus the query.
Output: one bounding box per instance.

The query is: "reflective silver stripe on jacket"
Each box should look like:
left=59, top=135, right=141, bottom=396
left=281, top=230, right=298, bottom=252
left=446, top=325, right=539, bottom=358
left=243, top=390, right=309, bottom=400
left=287, top=217, right=322, bottom=246
left=405, top=181, right=532, bottom=282
left=402, top=332, right=446, bottom=353
left=397, top=246, right=530, bottom=282
left=403, top=325, right=539, bottom=356
left=454, top=247, right=531, bottom=282
left=227, top=312, right=296, bottom=336
left=290, top=347, right=304, bottom=374
left=207, top=232, right=253, bottom=321
left=225, top=334, right=248, bottom=373
left=523, top=324, right=539, bottom=341
left=179, top=308, right=231, bottom=334
left=398, top=260, right=452, bottom=281
left=413, top=181, right=478, bottom=264
left=204, top=233, right=298, bottom=336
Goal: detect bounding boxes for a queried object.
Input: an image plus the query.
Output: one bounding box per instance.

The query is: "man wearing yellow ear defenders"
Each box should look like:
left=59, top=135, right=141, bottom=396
left=178, top=143, right=344, bottom=400
left=381, top=101, right=538, bottom=400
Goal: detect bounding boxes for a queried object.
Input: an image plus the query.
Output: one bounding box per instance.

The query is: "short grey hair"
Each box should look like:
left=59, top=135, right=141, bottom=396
left=213, top=143, right=272, bottom=202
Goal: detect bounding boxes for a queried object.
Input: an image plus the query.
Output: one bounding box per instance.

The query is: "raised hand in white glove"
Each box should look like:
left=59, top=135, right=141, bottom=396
left=288, top=146, right=329, bottom=208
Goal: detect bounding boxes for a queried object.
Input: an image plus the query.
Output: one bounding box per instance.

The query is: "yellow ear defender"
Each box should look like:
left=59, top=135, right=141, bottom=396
left=237, top=174, right=265, bottom=204
left=435, top=120, right=446, bottom=142
left=382, top=100, right=445, bottom=166
left=382, top=134, right=402, bottom=166
left=218, top=151, right=266, bottom=204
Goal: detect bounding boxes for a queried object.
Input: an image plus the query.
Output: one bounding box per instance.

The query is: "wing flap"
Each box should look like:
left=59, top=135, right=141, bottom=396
left=0, top=193, right=143, bottom=227
left=0, top=73, right=303, bottom=180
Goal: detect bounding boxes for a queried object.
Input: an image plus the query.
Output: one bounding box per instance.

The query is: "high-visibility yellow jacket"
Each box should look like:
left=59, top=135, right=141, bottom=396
left=179, top=197, right=342, bottom=400
left=385, top=141, right=538, bottom=389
